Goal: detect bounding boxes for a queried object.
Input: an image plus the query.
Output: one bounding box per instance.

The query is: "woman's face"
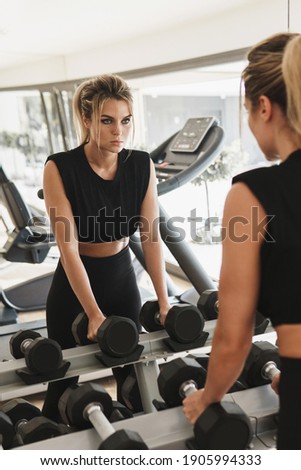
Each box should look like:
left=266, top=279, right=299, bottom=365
left=87, top=98, right=132, bottom=154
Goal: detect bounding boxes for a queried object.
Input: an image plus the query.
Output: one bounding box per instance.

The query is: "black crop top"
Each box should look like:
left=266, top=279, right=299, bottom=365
left=232, top=149, right=301, bottom=327
left=46, top=144, right=151, bottom=243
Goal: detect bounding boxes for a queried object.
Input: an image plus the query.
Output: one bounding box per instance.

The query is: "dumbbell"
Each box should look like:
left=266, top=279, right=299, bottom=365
left=241, top=341, right=281, bottom=388
left=59, top=382, right=148, bottom=449
left=157, top=357, right=252, bottom=450
left=0, top=398, right=69, bottom=447
left=72, top=312, right=139, bottom=358
left=139, top=300, right=205, bottom=343
left=109, top=401, right=134, bottom=422
left=197, top=289, right=269, bottom=334
left=120, top=368, right=144, bottom=413
left=0, top=412, right=15, bottom=449
left=197, top=289, right=219, bottom=321
left=9, top=329, right=63, bottom=375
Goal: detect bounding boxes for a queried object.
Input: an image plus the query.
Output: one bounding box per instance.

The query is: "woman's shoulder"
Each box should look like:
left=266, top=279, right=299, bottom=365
left=121, top=148, right=150, bottom=167
left=232, top=164, right=277, bottom=185
left=45, top=145, right=83, bottom=165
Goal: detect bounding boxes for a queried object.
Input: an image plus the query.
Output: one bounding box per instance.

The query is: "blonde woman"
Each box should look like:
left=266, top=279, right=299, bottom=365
left=43, top=74, right=170, bottom=420
left=183, top=33, right=301, bottom=450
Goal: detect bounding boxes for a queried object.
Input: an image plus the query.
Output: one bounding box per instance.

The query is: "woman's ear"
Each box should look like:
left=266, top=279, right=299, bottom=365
left=258, top=95, right=272, bottom=122
left=82, top=113, right=90, bottom=129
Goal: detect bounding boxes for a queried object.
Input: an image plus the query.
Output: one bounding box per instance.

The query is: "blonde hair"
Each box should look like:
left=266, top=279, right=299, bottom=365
left=282, top=35, right=301, bottom=141
left=73, top=74, right=134, bottom=146
left=242, top=33, right=295, bottom=110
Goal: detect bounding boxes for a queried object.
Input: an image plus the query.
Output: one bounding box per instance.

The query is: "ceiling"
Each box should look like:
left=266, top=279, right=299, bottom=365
left=0, top=0, right=256, bottom=71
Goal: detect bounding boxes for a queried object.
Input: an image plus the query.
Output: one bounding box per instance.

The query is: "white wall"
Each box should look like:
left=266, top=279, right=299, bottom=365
left=0, top=0, right=298, bottom=88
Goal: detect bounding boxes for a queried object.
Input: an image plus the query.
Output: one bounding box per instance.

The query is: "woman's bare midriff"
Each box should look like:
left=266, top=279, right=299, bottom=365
left=275, top=324, right=301, bottom=358
left=78, top=237, right=129, bottom=257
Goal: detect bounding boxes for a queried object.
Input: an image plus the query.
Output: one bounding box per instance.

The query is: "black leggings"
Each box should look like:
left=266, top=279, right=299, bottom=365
left=277, top=356, right=301, bottom=449
left=42, top=246, right=143, bottom=421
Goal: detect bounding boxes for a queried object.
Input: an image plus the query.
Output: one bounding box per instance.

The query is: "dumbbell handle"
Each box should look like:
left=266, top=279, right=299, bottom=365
left=261, top=361, right=280, bottom=381
left=180, top=380, right=198, bottom=398
left=154, top=312, right=163, bottom=324
left=20, top=338, right=34, bottom=353
left=84, top=403, right=114, bottom=442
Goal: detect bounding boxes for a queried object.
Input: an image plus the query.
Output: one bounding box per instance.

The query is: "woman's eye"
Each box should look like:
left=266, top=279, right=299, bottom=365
left=101, top=119, right=112, bottom=124
left=122, top=118, right=131, bottom=125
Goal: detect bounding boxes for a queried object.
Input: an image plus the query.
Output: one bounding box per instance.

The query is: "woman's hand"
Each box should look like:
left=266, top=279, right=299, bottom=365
left=182, top=389, right=208, bottom=425
left=158, top=303, right=171, bottom=326
left=271, top=372, right=281, bottom=395
left=87, top=313, right=106, bottom=342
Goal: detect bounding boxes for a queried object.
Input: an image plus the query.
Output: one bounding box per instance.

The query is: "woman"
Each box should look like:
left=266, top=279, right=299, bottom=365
left=42, top=74, right=170, bottom=420
left=183, top=32, right=301, bottom=450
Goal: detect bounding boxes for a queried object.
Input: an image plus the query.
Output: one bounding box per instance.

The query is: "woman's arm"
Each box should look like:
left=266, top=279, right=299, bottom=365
left=183, top=182, right=266, bottom=424
left=139, top=160, right=170, bottom=322
left=43, top=161, right=105, bottom=341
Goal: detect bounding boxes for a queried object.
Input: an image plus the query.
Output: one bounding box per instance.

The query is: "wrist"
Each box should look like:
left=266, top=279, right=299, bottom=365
left=86, top=308, right=105, bottom=321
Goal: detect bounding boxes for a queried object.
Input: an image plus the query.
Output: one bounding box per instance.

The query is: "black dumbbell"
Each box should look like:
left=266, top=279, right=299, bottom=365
left=109, top=401, right=133, bottom=422
left=140, top=300, right=205, bottom=344
left=9, top=329, right=63, bottom=374
left=197, top=289, right=219, bottom=321
left=0, top=398, right=69, bottom=447
left=241, top=341, right=281, bottom=388
left=0, top=412, right=15, bottom=449
left=157, top=357, right=253, bottom=450
left=197, top=290, right=269, bottom=334
left=17, top=416, right=70, bottom=445
left=59, top=382, right=148, bottom=449
left=72, top=312, right=139, bottom=358
left=120, top=368, right=143, bottom=413
left=157, top=357, right=207, bottom=408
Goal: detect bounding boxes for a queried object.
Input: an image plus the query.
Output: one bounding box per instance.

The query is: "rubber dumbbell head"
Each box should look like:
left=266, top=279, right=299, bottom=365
left=197, top=289, right=219, bottom=321
left=157, top=357, right=207, bottom=407
left=61, top=382, right=113, bottom=429
left=194, top=401, right=253, bottom=450
left=139, top=301, right=163, bottom=332
left=72, top=312, right=139, bottom=357
left=241, top=341, right=281, bottom=387
left=18, top=416, right=69, bottom=445
left=165, top=304, right=204, bottom=343
left=140, top=301, right=205, bottom=343
left=0, top=411, right=14, bottom=449
left=109, top=401, right=133, bottom=422
left=71, top=312, right=93, bottom=346
left=120, top=369, right=143, bottom=413
left=0, top=398, right=42, bottom=427
left=157, top=358, right=252, bottom=449
left=98, top=429, right=147, bottom=450
left=61, top=382, right=147, bottom=449
left=9, top=329, right=63, bottom=374
left=97, top=316, right=139, bottom=357
left=9, top=330, right=41, bottom=359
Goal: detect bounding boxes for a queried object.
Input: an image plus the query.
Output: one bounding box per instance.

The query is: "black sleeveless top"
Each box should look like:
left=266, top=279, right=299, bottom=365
left=232, top=149, right=301, bottom=327
left=46, top=144, right=151, bottom=243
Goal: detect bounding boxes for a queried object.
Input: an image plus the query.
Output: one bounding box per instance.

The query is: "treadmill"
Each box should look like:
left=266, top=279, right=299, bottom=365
left=131, top=117, right=223, bottom=306
left=0, top=166, right=56, bottom=326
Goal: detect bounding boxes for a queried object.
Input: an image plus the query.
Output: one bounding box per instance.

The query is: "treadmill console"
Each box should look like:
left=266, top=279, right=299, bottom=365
left=169, top=117, right=216, bottom=153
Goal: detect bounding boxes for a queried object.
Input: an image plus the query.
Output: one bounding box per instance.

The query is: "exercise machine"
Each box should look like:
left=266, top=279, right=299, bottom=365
left=0, top=166, right=56, bottom=325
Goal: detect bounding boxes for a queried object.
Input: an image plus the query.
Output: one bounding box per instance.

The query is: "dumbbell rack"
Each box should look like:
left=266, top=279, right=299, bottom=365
left=0, top=320, right=218, bottom=404
left=0, top=325, right=279, bottom=450
left=17, top=383, right=279, bottom=450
